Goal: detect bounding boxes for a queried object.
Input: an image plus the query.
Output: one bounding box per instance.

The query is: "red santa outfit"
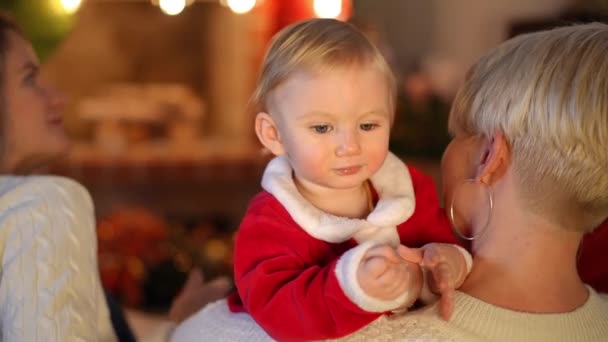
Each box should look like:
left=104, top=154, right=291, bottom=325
left=228, top=152, right=471, bottom=341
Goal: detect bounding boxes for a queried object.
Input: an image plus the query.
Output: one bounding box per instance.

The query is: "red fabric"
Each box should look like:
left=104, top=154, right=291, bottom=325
left=578, top=219, right=608, bottom=293
left=228, top=165, right=458, bottom=341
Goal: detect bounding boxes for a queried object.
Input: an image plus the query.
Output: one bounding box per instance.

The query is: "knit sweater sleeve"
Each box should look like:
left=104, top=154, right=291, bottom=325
left=0, top=176, right=116, bottom=342
left=233, top=193, right=381, bottom=341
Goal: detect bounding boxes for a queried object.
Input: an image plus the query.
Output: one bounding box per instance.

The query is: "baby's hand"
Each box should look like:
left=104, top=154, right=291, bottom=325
left=357, top=245, right=422, bottom=307
left=418, top=243, right=469, bottom=320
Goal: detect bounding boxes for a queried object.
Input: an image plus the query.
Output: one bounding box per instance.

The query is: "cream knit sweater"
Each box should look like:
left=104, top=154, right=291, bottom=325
left=333, top=286, right=608, bottom=342
left=171, top=287, right=608, bottom=341
left=0, top=176, right=116, bottom=341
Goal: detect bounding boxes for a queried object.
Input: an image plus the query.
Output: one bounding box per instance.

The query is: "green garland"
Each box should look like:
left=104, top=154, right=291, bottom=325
left=0, top=0, right=75, bottom=61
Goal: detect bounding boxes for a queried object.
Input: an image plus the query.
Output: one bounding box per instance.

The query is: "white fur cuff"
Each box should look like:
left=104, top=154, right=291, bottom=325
left=454, top=245, right=473, bottom=274
left=335, top=242, right=413, bottom=313
left=261, top=152, right=415, bottom=244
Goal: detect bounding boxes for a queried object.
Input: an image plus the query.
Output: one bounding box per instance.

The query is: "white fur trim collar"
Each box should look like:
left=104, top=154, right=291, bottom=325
left=261, top=152, right=415, bottom=245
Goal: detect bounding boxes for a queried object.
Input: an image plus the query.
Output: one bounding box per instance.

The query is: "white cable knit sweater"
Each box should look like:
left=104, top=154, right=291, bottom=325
left=171, top=287, right=608, bottom=342
left=0, top=176, right=116, bottom=341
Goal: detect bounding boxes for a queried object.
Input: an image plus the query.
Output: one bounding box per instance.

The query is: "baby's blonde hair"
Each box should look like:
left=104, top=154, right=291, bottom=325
left=251, top=18, right=396, bottom=119
left=450, top=23, right=608, bottom=232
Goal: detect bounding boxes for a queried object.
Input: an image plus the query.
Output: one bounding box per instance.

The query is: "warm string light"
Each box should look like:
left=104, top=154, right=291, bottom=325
left=159, top=0, right=186, bottom=15
left=55, top=0, right=263, bottom=16
left=50, top=0, right=82, bottom=15
left=225, top=0, right=256, bottom=14
left=313, top=0, right=342, bottom=19
left=57, top=0, right=261, bottom=16
left=60, top=0, right=82, bottom=14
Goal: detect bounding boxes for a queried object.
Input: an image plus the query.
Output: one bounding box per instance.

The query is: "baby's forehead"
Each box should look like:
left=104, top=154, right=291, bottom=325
left=262, top=61, right=394, bottom=117
left=295, top=60, right=382, bottom=77
left=278, top=62, right=388, bottom=91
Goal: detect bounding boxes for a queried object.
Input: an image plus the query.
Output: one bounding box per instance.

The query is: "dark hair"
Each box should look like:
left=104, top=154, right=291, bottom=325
left=0, top=12, right=24, bottom=164
left=0, top=11, right=23, bottom=100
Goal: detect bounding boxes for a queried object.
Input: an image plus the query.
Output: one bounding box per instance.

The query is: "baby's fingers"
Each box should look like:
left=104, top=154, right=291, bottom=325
left=427, top=262, right=456, bottom=320
left=439, top=288, right=454, bottom=320
left=397, top=245, right=423, bottom=264
left=361, top=256, right=391, bottom=278
left=365, top=245, right=402, bottom=264
left=430, top=262, right=454, bottom=293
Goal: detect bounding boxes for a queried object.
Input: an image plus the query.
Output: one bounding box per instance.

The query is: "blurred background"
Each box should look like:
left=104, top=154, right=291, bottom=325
left=3, top=0, right=607, bottom=322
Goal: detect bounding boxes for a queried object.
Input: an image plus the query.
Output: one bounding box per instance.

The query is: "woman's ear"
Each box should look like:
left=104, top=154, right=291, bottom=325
left=476, top=131, right=510, bottom=185
left=255, top=112, right=286, bottom=156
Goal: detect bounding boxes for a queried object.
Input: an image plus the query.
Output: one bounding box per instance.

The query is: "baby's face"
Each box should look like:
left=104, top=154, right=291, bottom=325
left=269, top=64, right=392, bottom=192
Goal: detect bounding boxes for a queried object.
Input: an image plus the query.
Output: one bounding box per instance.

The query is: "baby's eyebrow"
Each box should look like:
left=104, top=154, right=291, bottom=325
left=360, top=110, right=389, bottom=117
left=295, top=110, right=390, bottom=122
left=296, top=111, right=334, bottom=121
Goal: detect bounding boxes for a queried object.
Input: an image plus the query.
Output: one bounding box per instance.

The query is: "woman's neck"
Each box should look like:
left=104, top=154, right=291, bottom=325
left=294, top=178, right=372, bottom=218
left=461, top=208, right=588, bottom=313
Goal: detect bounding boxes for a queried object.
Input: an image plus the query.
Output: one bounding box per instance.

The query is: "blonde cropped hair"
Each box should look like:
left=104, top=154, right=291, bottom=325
left=251, top=18, right=396, bottom=119
left=450, top=23, right=608, bottom=232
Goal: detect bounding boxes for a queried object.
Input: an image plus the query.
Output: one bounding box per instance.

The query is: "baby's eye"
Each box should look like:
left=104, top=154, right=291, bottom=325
left=360, top=123, right=379, bottom=131
left=311, top=125, right=331, bottom=134
left=23, top=72, right=37, bottom=86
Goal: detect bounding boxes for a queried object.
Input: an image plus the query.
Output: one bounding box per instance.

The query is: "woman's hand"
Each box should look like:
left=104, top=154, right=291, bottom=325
left=168, top=269, right=232, bottom=323
left=356, top=245, right=423, bottom=307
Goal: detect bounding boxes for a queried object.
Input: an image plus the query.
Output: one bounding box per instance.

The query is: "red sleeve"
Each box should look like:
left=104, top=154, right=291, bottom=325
left=578, top=219, right=608, bottom=293
left=397, top=165, right=462, bottom=247
left=232, top=192, right=380, bottom=341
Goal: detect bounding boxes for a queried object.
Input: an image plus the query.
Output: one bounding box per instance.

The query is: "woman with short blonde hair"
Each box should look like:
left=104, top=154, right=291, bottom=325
left=171, top=22, right=608, bottom=342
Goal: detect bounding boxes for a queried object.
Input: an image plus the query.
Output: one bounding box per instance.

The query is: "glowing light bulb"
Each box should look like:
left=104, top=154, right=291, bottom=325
left=226, top=0, right=256, bottom=14
left=313, top=0, right=342, bottom=19
left=159, top=0, right=186, bottom=16
left=59, top=0, right=82, bottom=14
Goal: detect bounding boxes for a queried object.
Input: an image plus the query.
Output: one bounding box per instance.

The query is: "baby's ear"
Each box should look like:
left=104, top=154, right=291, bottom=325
left=255, top=112, right=286, bottom=156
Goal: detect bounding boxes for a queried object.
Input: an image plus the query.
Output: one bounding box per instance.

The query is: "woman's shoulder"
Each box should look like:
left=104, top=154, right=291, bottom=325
left=0, top=175, right=98, bottom=264
left=328, top=308, right=465, bottom=342
left=0, top=176, right=95, bottom=238
left=0, top=175, right=92, bottom=208
left=0, top=175, right=88, bottom=194
left=589, top=286, right=608, bottom=309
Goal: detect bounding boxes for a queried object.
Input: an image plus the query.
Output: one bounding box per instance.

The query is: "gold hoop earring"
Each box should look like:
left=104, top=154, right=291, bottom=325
left=449, top=179, right=494, bottom=241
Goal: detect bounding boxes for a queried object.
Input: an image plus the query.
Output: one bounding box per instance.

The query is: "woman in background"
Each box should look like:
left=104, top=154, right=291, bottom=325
left=0, top=12, right=116, bottom=340
left=0, top=12, right=231, bottom=341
